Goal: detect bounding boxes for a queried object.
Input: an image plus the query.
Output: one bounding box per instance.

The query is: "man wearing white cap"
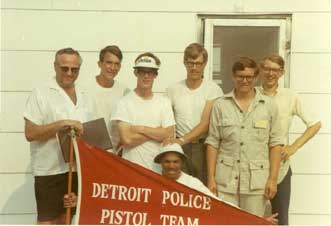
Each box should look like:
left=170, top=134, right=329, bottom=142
left=154, top=143, right=278, bottom=225
left=154, top=143, right=217, bottom=197
left=111, top=52, right=175, bottom=172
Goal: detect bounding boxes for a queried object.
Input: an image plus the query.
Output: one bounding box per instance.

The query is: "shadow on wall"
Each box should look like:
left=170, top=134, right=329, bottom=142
left=1, top=165, right=36, bottom=224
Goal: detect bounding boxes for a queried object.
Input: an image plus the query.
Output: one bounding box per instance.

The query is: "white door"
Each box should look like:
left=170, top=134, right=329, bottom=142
left=204, top=18, right=290, bottom=93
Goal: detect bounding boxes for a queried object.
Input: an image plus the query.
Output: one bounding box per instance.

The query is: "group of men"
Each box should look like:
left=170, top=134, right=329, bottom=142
left=24, top=43, right=321, bottom=225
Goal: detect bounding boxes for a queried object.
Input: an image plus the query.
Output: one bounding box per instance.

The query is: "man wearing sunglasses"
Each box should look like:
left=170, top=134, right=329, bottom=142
left=23, top=48, right=94, bottom=224
left=205, top=57, right=284, bottom=218
left=111, top=52, right=175, bottom=172
left=165, top=43, right=223, bottom=185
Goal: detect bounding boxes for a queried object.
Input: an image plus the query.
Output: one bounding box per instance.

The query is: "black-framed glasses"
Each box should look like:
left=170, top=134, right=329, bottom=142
left=234, top=75, right=257, bottom=82
left=185, top=61, right=204, bottom=68
left=262, top=66, right=283, bottom=73
left=59, top=66, right=80, bottom=74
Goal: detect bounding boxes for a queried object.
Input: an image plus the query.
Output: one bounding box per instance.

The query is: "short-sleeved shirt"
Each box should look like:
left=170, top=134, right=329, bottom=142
left=23, top=77, right=95, bottom=176
left=82, top=78, right=130, bottom=147
left=111, top=91, right=175, bottom=172
left=166, top=79, right=223, bottom=138
left=258, top=86, right=319, bottom=183
left=205, top=88, right=284, bottom=195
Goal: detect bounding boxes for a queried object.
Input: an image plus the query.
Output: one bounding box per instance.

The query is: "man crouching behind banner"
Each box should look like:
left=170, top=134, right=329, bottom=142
left=64, top=143, right=278, bottom=225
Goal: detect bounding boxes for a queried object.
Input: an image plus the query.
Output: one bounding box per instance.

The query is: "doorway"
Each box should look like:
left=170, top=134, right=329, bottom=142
left=204, top=18, right=291, bottom=93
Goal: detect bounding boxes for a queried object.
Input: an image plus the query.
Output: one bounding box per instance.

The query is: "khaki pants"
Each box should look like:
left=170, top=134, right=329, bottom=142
left=218, top=191, right=267, bottom=217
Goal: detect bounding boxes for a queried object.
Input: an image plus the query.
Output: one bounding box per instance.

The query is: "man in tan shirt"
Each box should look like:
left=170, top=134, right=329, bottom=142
left=205, top=57, right=284, bottom=217
left=259, top=54, right=321, bottom=224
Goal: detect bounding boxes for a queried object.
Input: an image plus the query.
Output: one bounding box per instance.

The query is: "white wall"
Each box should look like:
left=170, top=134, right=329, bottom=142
left=1, top=0, right=331, bottom=224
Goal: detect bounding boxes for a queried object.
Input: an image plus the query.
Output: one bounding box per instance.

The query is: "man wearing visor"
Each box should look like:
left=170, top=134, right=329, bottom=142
left=111, top=52, right=175, bottom=172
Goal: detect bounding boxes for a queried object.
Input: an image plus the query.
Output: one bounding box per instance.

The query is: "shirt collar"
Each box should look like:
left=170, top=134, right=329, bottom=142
left=47, top=76, right=63, bottom=91
left=258, top=85, right=281, bottom=96
left=224, top=88, right=266, bottom=104
left=46, top=76, right=82, bottom=106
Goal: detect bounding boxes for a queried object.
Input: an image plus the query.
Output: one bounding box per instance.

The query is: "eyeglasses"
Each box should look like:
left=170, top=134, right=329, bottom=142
left=234, top=75, right=257, bottom=82
left=59, top=66, right=80, bottom=74
left=262, top=66, right=283, bottom=73
left=185, top=61, right=205, bottom=68
left=137, top=68, right=157, bottom=75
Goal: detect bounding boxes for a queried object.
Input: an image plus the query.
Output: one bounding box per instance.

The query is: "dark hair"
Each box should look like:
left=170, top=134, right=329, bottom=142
left=232, top=57, right=259, bottom=76
left=99, top=45, right=123, bottom=62
left=184, top=43, right=208, bottom=63
left=260, top=54, right=285, bottom=69
left=54, top=47, right=82, bottom=65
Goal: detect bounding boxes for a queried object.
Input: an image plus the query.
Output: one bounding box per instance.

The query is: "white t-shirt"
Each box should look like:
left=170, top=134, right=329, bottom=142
left=23, top=77, right=95, bottom=176
left=166, top=79, right=223, bottom=138
left=258, top=86, right=319, bottom=182
left=111, top=91, right=175, bottom=172
left=82, top=78, right=130, bottom=148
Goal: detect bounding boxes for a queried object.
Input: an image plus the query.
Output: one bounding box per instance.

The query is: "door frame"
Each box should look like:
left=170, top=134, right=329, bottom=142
left=203, top=18, right=291, bottom=87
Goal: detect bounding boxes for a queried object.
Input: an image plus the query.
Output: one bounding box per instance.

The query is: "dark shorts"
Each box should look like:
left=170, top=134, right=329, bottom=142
left=34, top=172, right=78, bottom=222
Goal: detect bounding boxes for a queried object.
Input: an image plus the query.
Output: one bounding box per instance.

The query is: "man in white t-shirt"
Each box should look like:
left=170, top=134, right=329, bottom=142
left=83, top=45, right=130, bottom=149
left=24, top=48, right=94, bottom=224
left=111, top=52, right=175, bottom=172
left=259, top=54, right=321, bottom=225
left=165, top=43, right=223, bottom=184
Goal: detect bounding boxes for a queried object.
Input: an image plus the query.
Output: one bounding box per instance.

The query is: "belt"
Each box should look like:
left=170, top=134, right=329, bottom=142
left=191, top=138, right=205, bottom=144
left=176, top=137, right=205, bottom=144
left=177, top=138, right=205, bottom=144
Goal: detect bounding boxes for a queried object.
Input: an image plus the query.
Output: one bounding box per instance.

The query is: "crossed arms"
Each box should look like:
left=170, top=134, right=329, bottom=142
left=114, top=120, right=175, bottom=149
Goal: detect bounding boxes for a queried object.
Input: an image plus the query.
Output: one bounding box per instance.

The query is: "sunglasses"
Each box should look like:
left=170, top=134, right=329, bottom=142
left=137, top=68, right=158, bottom=75
left=59, top=66, right=80, bottom=74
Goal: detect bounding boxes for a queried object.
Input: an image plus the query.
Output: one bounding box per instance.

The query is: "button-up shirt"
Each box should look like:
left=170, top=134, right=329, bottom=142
left=24, top=77, right=95, bottom=176
left=206, top=89, right=284, bottom=194
left=258, top=86, right=319, bottom=183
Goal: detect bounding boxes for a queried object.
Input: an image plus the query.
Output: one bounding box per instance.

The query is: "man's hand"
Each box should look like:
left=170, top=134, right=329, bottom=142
left=24, top=118, right=83, bottom=142
left=62, top=120, right=84, bottom=137
left=63, top=192, right=77, bottom=208
left=162, top=137, right=184, bottom=146
left=265, top=213, right=279, bottom=225
left=281, top=145, right=297, bottom=160
left=264, top=178, right=277, bottom=199
left=207, top=177, right=218, bottom=196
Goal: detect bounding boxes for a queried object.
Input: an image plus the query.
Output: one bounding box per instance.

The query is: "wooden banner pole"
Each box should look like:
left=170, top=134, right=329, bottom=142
left=65, top=128, right=75, bottom=225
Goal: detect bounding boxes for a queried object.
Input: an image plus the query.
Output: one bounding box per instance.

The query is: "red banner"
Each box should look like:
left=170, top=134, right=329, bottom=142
left=74, top=138, right=269, bottom=225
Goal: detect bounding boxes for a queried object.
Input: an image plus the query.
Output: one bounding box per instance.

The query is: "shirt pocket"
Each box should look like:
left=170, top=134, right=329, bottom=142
left=215, top=156, right=234, bottom=187
left=249, top=160, right=270, bottom=190
left=219, top=119, right=238, bottom=140
left=252, top=119, right=269, bottom=143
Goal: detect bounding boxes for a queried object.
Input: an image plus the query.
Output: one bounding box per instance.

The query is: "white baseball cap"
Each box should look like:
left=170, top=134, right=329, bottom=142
left=133, top=56, right=159, bottom=69
left=154, top=143, right=187, bottom=163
